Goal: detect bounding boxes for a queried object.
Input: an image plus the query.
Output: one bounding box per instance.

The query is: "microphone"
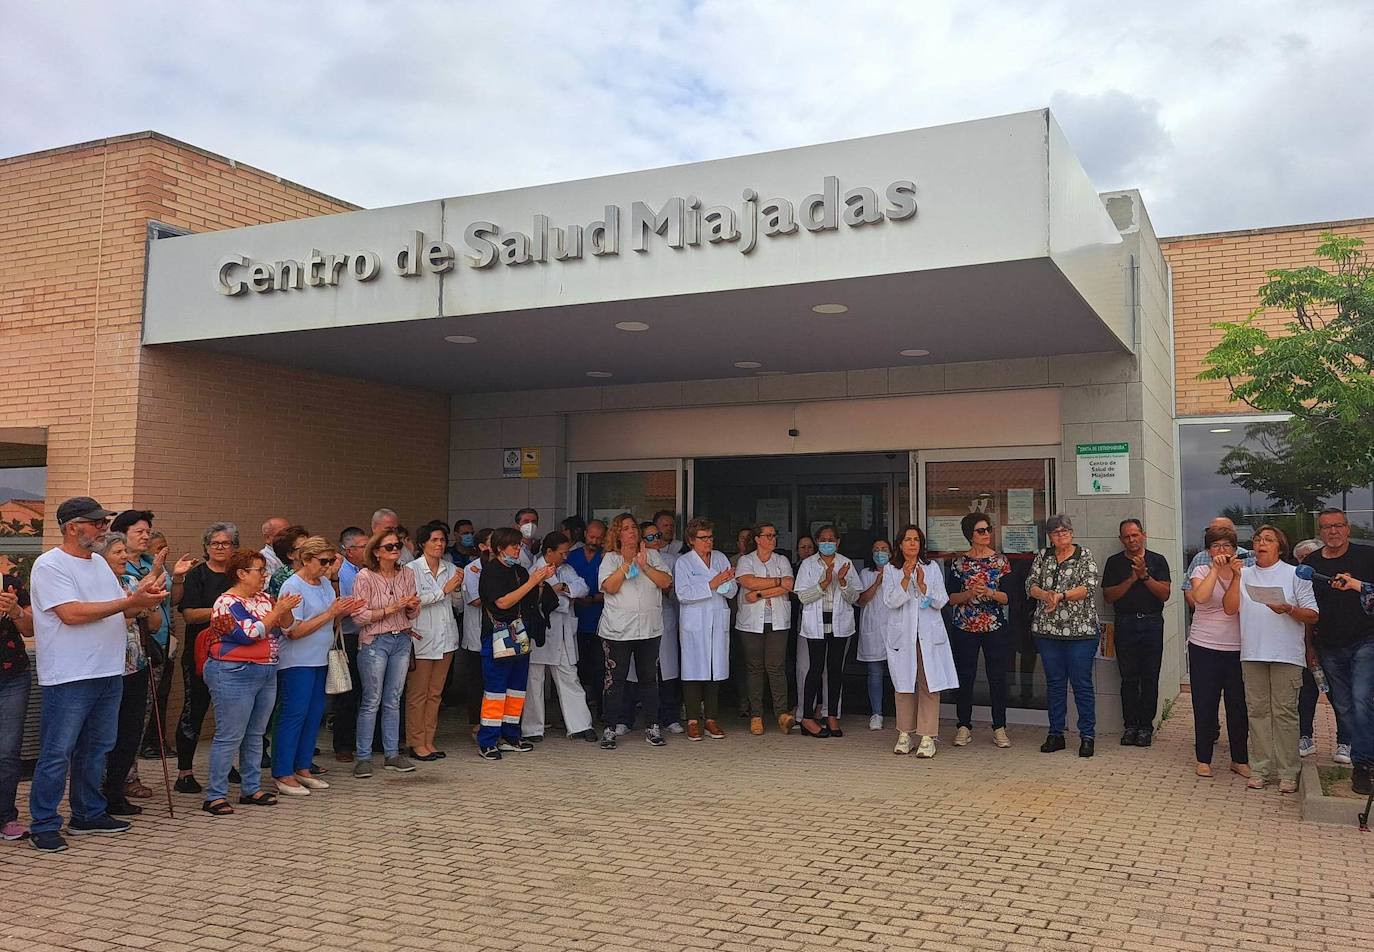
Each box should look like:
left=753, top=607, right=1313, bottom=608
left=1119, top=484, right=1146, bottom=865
left=1295, top=564, right=1334, bottom=584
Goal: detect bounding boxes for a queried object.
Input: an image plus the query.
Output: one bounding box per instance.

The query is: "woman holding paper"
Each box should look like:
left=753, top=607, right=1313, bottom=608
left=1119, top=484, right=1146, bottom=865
left=1222, top=524, right=1317, bottom=793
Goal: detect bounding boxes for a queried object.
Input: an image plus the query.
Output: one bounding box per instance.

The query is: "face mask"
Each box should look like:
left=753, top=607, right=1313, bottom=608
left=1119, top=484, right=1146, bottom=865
left=872, top=551, right=890, bottom=567
left=499, top=554, right=518, bottom=567
left=459, top=533, right=474, bottom=547
left=818, top=542, right=838, bottom=557
left=626, top=561, right=641, bottom=580
left=520, top=522, right=537, bottom=539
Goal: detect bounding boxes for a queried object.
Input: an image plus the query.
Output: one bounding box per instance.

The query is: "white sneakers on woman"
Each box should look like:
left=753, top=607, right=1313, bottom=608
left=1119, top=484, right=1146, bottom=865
left=953, top=726, right=972, bottom=747
left=869, top=714, right=883, bottom=731
left=915, top=736, right=937, bottom=758
left=893, top=732, right=912, bottom=755
left=993, top=727, right=1012, bottom=748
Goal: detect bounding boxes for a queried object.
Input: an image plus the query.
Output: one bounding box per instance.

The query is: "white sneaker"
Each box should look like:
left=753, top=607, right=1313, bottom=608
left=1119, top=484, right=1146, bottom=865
left=614, top=723, right=630, bottom=737
left=1298, top=736, right=1317, bottom=758
left=953, top=726, right=972, bottom=747
left=1334, top=743, right=1353, bottom=765
left=993, top=727, right=1012, bottom=749
left=665, top=721, right=685, bottom=734
left=915, top=735, right=937, bottom=758
left=868, top=714, right=883, bottom=731
left=893, top=731, right=912, bottom=755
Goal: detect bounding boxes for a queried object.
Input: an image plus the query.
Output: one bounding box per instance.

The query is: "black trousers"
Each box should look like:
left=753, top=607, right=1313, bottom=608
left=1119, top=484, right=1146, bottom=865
left=139, top=656, right=174, bottom=753
left=1188, top=641, right=1248, bottom=765
left=1115, top=614, right=1164, bottom=731
left=601, top=637, right=660, bottom=729
left=803, top=630, right=849, bottom=717
left=106, top=667, right=149, bottom=801
left=950, top=624, right=1012, bottom=729
left=577, top=631, right=606, bottom=717
left=330, top=634, right=363, bottom=752
left=175, top=649, right=212, bottom=771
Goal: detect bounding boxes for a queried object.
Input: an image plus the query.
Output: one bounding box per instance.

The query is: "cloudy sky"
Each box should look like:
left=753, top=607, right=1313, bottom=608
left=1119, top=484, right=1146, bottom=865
left=5, top=1, right=1371, bottom=236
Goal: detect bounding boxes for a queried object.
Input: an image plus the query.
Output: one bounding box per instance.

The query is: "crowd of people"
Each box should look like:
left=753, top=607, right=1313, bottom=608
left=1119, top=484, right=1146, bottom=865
left=2, top=496, right=1372, bottom=853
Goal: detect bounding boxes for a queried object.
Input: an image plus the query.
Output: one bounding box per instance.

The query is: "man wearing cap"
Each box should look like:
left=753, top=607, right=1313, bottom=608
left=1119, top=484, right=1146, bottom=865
left=26, top=497, right=167, bottom=853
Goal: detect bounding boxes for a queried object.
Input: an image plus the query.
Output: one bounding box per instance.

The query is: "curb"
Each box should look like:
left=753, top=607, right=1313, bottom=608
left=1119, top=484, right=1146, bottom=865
left=1300, top=761, right=1364, bottom=826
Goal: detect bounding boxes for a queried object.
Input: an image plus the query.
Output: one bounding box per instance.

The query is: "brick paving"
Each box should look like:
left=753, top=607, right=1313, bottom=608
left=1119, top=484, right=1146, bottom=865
left=3, top=694, right=1371, bottom=952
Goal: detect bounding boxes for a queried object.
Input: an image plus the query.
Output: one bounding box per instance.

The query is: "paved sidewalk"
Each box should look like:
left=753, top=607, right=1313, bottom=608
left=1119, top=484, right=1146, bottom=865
left=2, top=695, right=1371, bottom=952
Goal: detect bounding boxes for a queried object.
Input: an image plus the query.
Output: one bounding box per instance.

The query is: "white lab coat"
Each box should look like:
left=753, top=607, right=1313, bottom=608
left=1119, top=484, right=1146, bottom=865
left=855, top=566, right=891, bottom=662
left=881, top=561, right=959, bottom=693
left=794, top=554, right=862, bottom=639
left=530, top=559, right=587, bottom=667
left=657, top=545, right=682, bottom=680
left=674, top=548, right=737, bottom=682
left=406, top=557, right=463, bottom=659
left=460, top=560, right=484, bottom=652
left=734, top=551, right=794, bottom=632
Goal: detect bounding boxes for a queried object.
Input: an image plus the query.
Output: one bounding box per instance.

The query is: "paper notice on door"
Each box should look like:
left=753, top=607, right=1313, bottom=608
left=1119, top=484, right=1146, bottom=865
left=1001, top=525, right=1039, bottom=554
left=1007, top=489, right=1036, bottom=526
left=1245, top=585, right=1289, bottom=606
left=925, top=516, right=967, bottom=553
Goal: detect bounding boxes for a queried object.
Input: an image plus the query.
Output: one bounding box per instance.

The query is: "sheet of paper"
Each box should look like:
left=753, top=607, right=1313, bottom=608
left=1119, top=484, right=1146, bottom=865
left=1245, top=584, right=1288, bottom=606
left=925, top=515, right=967, bottom=553
left=1007, top=488, right=1036, bottom=525
left=1001, top=525, right=1039, bottom=554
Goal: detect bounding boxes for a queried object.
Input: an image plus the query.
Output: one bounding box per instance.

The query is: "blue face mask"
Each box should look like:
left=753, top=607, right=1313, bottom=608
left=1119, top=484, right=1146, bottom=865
left=818, top=542, right=838, bottom=557
left=626, top=561, right=641, bottom=579
left=872, top=551, right=890, bottom=567
left=499, top=554, right=518, bottom=567
left=459, top=533, right=475, bottom=547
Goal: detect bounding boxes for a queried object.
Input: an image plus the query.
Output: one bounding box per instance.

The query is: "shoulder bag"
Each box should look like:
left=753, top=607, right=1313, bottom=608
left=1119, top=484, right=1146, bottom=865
left=325, top=623, right=353, bottom=695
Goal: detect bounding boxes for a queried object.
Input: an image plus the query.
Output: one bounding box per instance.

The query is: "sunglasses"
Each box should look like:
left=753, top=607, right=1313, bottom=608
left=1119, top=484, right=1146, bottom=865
left=643, top=532, right=661, bottom=542
left=379, top=542, right=404, bottom=552
left=972, top=527, right=992, bottom=535
left=314, top=556, right=337, bottom=567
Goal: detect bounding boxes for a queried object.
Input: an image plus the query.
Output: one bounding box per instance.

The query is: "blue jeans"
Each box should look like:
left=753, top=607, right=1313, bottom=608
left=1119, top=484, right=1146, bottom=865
left=203, top=660, right=277, bottom=803
left=273, top=665, right=326, bottom=776
left=1318, top=638, right=1374, bottom=767
left=356, top=633, right=412, bottom=760
left=866, top=661, right=885, bottom=716
left=0, top=675, right=31, bottom=825
left=1036, top=637, right=1096, bottom=738
left=28, top=674, right=122, bottom=834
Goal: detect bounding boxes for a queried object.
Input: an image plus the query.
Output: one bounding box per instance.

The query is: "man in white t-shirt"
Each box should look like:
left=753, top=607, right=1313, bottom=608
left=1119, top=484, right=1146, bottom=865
left=27, top=497, right=167, bottom=854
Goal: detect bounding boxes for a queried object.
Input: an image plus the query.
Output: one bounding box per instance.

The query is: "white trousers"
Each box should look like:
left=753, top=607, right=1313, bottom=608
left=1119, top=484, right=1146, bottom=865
left=521, top=662, right=593, bottom=737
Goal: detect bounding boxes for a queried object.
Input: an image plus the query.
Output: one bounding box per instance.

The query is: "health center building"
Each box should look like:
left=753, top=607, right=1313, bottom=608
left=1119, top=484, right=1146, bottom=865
left=4, top=107, right=1372, bottom=730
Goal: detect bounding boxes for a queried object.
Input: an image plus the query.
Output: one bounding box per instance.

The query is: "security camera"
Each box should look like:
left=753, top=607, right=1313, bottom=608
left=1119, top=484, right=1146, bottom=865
left=787, top=428, right=800, bottom=438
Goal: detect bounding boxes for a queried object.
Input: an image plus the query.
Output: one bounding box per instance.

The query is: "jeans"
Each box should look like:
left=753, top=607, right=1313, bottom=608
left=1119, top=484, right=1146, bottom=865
left=742, top=624, right=790, bottom=718
left=601, top=637, right=660, bottom=730
left=1114, top=614, right=1164, bottom=731
left=1318, top=638, right=1374, bottom=767
left=478, top=637, right=530, bottom=748
left=330, top=633, right=362, bottom=753
left=803, top=633, right=849, bottom=717
left=1188, top=641, right=1247, bottom=765
left=273, top=665, right=326, bottom=776
left=29, top=674, right=123, bottom=834
left=203, top=660, right=276, bottom=803
left=356, top=633, right=412, bottom=760
left=0, top=675, right=30, bottom=825
left=866, top=661, right=885, bottom=716
left=105, top=668, right=149, bottom=804
left=1036, top=637, right=1096, bottom=738
left=950, top=624, right=1012, bottom=729
left=175, top=649, right=212, bottom=771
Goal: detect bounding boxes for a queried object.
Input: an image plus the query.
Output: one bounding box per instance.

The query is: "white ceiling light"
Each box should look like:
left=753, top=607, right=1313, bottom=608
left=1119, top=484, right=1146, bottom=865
left=444, top=335, right=478, bottom=344
left=1210, top=427, right=1232, bottom=433
left=586, top=371, right=613, bottom=378
left=899, top=349, right=930, bottom=357
left=811, top=303, right=848, bottom=315
left=946, top=486, right=961, bottom=491
left=734, top=360, right=762, bottom=369
left=615, top=321, right=650, bottom=332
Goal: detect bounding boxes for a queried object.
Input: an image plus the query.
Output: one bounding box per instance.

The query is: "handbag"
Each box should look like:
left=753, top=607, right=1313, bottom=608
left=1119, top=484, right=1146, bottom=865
left=489, top=611, right=531, bottom=659
left=325, top=625, right=352, bottom=695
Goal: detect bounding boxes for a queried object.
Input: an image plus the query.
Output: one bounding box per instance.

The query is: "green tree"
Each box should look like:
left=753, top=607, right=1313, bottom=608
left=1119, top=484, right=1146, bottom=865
left=1200, top=232, right=1374, bottom=491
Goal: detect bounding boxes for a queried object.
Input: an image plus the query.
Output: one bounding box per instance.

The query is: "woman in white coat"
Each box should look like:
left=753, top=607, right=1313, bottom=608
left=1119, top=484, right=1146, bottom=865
left=883, top=524, right=959, bottom=758
left=523, top=532, right=596, bottom=742
left=856, top=539, right=894, bottom=731
left=674, top=517, right=738, bottom=741
left=795, top=524, right=862, bottom=738
left=405, top=521, right=464, bottom=761
left=459, top=528, right=493, bottom=739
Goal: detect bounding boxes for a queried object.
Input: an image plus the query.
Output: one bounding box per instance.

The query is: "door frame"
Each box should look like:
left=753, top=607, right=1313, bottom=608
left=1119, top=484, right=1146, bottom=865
left=912, top=445, right=1060, bottom=530
left=566, top=458, right=689, bottom=519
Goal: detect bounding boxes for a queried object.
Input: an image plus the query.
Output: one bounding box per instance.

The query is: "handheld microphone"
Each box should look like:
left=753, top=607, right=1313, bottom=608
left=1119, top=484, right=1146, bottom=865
left=1295, top=564, right=1334, bottom=584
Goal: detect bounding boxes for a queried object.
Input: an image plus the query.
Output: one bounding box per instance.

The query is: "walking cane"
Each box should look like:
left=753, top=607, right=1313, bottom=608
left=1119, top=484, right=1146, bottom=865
left=146, top=662, right=175, bottom=818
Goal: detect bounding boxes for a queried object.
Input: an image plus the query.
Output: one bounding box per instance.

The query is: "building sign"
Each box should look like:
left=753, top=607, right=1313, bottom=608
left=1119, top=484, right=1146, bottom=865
left=503, top=447, right=541, bottom=479
left=1076, top=442, right=1129, bottom=495
left=214, top=175, right=917, bottom=295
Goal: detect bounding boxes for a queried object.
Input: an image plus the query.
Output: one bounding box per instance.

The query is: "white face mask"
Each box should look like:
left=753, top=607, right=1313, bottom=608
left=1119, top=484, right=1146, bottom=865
left=520, top=522, right=538, bottom=539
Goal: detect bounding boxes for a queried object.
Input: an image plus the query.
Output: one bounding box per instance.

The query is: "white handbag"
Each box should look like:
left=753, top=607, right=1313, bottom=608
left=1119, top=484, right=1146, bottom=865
left=325, top=625, right=352, bottom=695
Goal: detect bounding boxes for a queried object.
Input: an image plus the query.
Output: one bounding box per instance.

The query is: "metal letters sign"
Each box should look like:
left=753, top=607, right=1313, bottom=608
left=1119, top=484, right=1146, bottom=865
left=1076, top=443, right=1130, bottom=495
left=215, top=176, right=918, bottom=295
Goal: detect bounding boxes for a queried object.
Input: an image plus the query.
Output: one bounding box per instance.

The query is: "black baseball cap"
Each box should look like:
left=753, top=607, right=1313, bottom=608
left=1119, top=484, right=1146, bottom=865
left=56, top=497, right=116, bottom=525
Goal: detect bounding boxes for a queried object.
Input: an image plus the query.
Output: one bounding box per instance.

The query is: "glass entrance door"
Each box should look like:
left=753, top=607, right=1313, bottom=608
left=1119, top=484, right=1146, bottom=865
left=569, top=459, right=686, bottom=526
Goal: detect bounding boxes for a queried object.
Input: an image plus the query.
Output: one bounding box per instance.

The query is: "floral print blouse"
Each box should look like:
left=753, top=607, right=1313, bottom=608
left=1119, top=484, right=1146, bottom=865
left=947, top=553, right=1012, bottom=633
left=1025, top=545, right=1101, bottom=640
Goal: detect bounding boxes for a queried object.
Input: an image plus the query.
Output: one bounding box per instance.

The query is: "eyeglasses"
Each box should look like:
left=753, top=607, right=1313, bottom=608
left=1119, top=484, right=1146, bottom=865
left=1048, top=528, right=1072, bottom=537
left=972, top=527, right=992, bottom=535
left=643, top=532, right=661, bottom=542
left=207, top=541, right=234, bottom=548
left=246, top=566, right=268, bottom=575
left=1207, top=543, right=1237, bottom=552
left=695, top=534, right=714, bottom=542
left=757, top=532, right=777, bottom=539
left=1320, top=522, right=1349, bottom=531
left=314, top=557, right=337, bottom=567
left=379, top=543, right=404, bottom=552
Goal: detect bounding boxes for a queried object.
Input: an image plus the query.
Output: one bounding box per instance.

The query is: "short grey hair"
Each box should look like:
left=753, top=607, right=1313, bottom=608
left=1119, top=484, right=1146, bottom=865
left=1293, top=538, right=1322, bottom=561
left=92, top=531, right=128, bottom=556
left=340, top=528, right=367, bottom=547
left=1044, top=514, right=1074, bottom=535
left=203, top=522, right=240, bottom=549
left=371, top=508, right=398, bottom=529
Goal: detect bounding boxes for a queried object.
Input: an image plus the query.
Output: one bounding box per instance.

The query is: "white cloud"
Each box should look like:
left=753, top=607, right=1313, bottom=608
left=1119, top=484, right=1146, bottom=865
left=2, top=0, right=1371, bottom=235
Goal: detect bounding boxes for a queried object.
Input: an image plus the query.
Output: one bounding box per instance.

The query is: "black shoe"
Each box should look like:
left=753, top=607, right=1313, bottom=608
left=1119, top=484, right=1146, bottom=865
left=138, top=745, right=163, bottom=759
left=173, top=775, right=202, bottom=794
left=570, top=729, right=597, bottom=742
left=68, top=816, right=131, bottom=836
left=308, top=762, right=325, bottom=775
left=432, top=750, right=447, bottom=759
left=522, top=734, right=544, bottom=744
left=478, top=746, right=502, bottom=761
left=106, top=799, right=143, bottom=817
left=498, top=739, right=534, bottom=753
left=1133, top=729, right=1153, bottom=748
left=1120, top=728, right=1139, bottom=746
left=228, top=766, right=242, bottom=784
left=1079, top=737, right=1095, bottom=758
left=1353, top=765, right=1373, bottom=796
left=30, top=830, right=68, bottom=853
left=1040, top=733, right=1066, bottom=753
left=406, top=747, right=441, bottom=762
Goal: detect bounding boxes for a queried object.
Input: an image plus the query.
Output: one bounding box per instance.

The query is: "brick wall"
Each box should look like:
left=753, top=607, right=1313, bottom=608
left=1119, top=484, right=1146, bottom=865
left=1161, top=218, right=1374, bottom=417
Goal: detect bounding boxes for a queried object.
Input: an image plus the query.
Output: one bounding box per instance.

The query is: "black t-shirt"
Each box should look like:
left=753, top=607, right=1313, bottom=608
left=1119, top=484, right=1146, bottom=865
left=0, top=574, right=31, bottom=680
left=1304, top=544, right=1374, bottom=650
left=477, top=559, right=557, bottom=640
left=178, top=561, right=231, bottom=639
left=1102, top=549, right=1171, bottom=617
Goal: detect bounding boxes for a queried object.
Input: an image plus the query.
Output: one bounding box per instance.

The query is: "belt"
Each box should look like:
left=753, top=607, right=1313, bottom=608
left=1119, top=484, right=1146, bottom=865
left=1119, top=612, right=1163, bottom=620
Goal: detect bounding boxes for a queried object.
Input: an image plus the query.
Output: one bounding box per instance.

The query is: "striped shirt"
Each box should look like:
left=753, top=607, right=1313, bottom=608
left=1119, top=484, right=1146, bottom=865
left=349, top=567, right=420, bottom=645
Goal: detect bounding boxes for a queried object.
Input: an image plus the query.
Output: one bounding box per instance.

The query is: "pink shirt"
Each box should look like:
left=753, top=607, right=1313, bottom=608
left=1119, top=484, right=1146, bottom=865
left=1187, top=564, right=1241, bottom=651
left=349, top=568, right=419, bottom=645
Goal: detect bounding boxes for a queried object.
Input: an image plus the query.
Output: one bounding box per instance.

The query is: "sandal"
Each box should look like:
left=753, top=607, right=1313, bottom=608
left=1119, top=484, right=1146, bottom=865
left=238, top=791, right=278, bottom=806
left=201, top=799, right=235, bottom=817
left=125, top=780, right=154, bottom=799
left=1195, top=763, right=1212, bottom=777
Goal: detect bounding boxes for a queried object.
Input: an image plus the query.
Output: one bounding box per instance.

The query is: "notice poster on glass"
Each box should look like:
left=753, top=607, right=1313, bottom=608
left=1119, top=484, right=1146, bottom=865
left=1001, top=525, right=1039, bottom=554
left=925, top=515, right=967, bottom=553
left=1007, top=488, right=1036, bottom=526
